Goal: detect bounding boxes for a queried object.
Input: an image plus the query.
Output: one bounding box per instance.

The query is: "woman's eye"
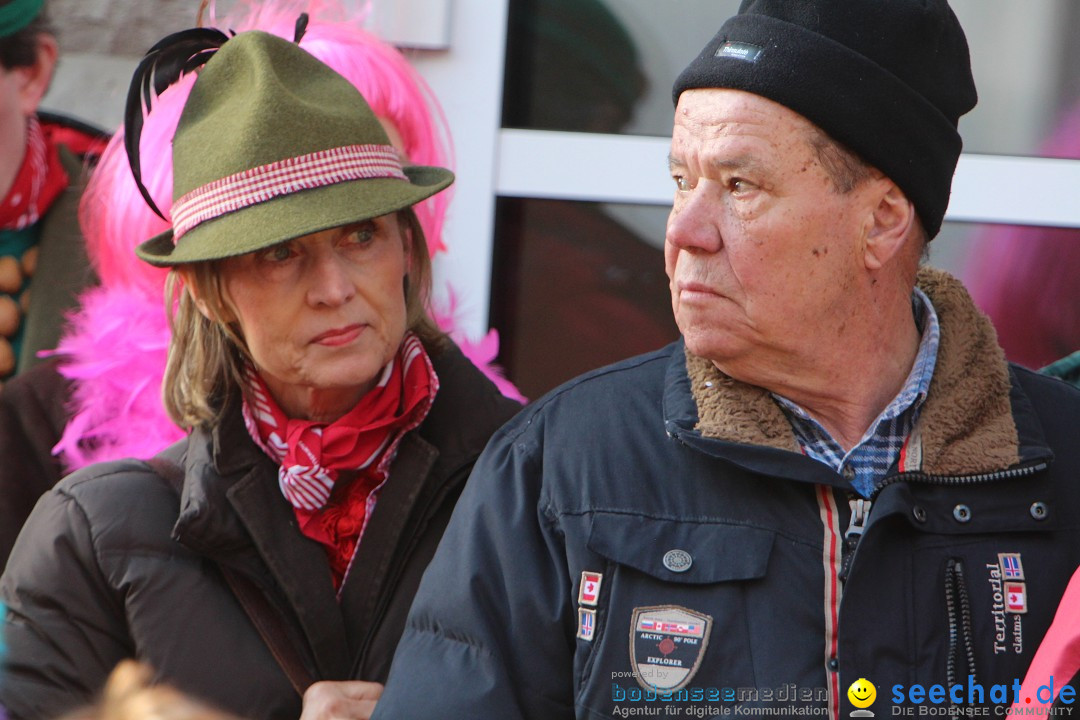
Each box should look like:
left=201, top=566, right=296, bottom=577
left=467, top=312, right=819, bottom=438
left=255, top=243, right=295, bottom=263
left=343, top=222, right=377, bottom=248
left=268, top=244, right=293, bottom=262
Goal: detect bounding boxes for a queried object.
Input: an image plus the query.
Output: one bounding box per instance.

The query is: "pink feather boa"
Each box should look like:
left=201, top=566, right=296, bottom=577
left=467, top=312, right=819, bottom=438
left=51, top=286, right=180, bottom=469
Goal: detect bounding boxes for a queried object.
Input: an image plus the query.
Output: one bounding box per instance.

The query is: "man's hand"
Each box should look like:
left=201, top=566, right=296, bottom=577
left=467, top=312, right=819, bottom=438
left=300, top=680, right=384, bottom=720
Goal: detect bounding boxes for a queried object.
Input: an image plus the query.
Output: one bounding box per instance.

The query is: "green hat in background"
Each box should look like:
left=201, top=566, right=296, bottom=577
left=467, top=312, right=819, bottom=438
left=133, top=30, right=453, bottom=267
left=0, top=0, right=44, bottom=38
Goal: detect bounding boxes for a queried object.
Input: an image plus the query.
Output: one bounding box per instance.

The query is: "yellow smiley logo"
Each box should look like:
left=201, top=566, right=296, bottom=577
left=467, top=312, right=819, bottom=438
left=847, top=678, right=876, bottom=709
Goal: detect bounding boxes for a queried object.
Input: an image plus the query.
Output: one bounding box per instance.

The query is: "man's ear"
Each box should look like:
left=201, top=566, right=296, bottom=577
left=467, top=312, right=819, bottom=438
left=16, top=34, right=58, bottom=116
left=863, top=179, right=916, bottom=271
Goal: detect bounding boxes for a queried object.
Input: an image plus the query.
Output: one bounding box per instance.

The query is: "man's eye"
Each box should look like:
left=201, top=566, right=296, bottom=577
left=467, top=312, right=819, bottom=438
left=729, top=178, right=752, bottom=194
left=673, top=175, right=693, bottom=191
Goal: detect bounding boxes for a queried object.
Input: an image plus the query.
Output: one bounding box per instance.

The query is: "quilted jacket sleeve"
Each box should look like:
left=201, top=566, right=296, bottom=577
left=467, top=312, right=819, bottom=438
left=0, top=480, right=131, bottom=720
left=0, top=361, right=69, bottom=574
left=372, top=420, right=577, bottom=720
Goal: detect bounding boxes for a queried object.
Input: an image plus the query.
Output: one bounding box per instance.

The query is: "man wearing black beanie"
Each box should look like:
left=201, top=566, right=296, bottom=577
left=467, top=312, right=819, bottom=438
left=372, top=2, right=1080, bottom=719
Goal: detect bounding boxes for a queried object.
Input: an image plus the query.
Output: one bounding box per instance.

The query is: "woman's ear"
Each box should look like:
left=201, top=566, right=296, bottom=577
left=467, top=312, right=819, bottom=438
left=863, top=179, right=916, bottom=271
left=400, top=217, right=414, bottom=274
left=176, top=267, right=216, bottom=321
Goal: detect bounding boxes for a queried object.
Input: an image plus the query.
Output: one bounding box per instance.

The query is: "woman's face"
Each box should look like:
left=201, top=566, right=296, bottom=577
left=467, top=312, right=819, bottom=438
left=218, top=213, right=411, bottom=422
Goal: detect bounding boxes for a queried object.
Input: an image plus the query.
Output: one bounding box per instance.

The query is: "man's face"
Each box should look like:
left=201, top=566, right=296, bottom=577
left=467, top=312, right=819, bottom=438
left=0, top=64, right=30, bottom=199
left=665, top=88, right=879, bottom=375
left=0, top=34, right=57, bottom=200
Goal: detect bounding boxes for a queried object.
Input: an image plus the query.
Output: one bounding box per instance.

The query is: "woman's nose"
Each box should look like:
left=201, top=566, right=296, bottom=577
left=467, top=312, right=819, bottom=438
left=306, top=250, right=357, bottom=307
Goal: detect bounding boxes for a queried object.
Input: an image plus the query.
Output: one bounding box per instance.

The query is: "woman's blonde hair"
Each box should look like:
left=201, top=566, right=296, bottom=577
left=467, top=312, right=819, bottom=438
left=56, top=660, right=242, bottom=720
left=162, top=208, right=443, bottom=429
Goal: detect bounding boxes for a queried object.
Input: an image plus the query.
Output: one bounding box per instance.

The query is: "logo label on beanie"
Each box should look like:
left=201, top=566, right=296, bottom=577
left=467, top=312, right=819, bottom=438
left=715, top=41, right=763, bottom=63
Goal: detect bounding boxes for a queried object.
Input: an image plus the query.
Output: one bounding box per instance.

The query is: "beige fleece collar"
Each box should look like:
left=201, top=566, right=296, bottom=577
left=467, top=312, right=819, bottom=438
left=687, top=267, right=1020, bottom=476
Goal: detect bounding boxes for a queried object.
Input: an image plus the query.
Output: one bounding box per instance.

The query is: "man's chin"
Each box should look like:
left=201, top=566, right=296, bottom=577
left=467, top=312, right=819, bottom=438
left=680, top=331, right=745, bottom=365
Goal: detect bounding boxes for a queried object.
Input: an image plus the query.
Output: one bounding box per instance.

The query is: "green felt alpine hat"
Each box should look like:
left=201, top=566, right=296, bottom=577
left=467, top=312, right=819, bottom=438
left=135, top=30, right=453, bottom=267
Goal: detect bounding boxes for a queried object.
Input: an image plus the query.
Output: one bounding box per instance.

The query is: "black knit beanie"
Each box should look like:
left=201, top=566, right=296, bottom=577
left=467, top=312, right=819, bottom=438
left=672, top=0, right=977, bottom=239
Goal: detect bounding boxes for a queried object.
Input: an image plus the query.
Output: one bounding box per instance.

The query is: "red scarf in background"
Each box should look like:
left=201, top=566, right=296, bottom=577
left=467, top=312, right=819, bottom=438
left=242, top=332, right=439, bottom=590
left=0, top=117, right=68, bottom=230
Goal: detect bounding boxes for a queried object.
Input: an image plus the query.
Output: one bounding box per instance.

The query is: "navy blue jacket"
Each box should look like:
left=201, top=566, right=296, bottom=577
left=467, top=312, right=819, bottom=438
left=373, top=270, right=1080, bottom=720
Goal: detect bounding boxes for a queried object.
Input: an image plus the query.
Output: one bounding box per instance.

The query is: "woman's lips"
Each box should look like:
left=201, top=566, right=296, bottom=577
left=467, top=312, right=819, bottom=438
left=311, top=324, right=364, bottom=346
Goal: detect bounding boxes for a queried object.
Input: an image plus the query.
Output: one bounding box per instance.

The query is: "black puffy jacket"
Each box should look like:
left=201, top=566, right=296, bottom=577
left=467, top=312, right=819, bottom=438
left=0, top=343, right=521, bottom=720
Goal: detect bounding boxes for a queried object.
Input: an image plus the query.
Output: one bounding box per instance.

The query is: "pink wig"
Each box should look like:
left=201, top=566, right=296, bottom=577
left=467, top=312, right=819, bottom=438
left=962, top=100, right=1080, bottom=370
left=54, top=0, right=520, bottom=471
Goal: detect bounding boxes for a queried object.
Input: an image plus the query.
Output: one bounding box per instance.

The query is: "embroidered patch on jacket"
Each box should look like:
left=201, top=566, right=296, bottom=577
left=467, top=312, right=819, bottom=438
left=578, top=608, right=597, bottom=641
left=986, top=562, right=1024, bottom=654
left=998, top=553, right=1024, bottom=581
left=1005, top=582, right=1028, bottom=614
left=630, top=605, right=712, bottom=692
left=579, top=571, right=603, bottom=607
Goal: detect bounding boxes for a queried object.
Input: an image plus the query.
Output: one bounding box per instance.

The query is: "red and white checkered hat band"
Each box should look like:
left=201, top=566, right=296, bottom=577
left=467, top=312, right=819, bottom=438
left=171, top=144, right=407, bottom=240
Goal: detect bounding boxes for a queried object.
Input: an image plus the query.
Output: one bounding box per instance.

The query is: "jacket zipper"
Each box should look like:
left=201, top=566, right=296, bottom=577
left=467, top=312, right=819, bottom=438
left=837, top=460, right=1047, bottom=588
left=944, top=558, right=978, bottom=694
left=871, top=461, right=1049, bottom=498
left=350, top=460, right=472, bottom=677
left=868, top=464, right=1046, bottom=697
left=838, top=498, right=870, bottom=583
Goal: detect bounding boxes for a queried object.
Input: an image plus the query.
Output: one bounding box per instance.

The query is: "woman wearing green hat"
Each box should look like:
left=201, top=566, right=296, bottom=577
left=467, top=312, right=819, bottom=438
left=0, top=25, right=520, bottom=720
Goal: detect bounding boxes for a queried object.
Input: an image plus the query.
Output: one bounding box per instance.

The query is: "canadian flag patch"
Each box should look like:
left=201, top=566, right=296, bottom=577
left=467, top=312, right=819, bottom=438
left=578, top=571, right=603, bottom=607
left=1004, top=581, right=1028, bottom=614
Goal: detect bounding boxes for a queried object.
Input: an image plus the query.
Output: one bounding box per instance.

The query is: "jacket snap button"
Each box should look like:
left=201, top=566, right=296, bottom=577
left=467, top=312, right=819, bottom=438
left=663, top=549, right=693, bottom=573
left=912, top=506, right=927, bottom=523
left=952, top=504, right=972, bottom=523
left=841, top=466, right=855, bottom=481
left=1030, top=502, right=1049, bottom=521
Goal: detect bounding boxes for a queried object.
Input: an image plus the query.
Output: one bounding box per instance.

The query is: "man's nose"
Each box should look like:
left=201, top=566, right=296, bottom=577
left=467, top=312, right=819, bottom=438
left=666, top=186, right=723, bottom=254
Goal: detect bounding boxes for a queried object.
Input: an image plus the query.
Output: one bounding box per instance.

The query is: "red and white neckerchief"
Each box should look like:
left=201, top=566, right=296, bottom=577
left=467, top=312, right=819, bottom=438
left=242, top=332, right=439, bottom=587
left=0, top=116, right=68, bottom=231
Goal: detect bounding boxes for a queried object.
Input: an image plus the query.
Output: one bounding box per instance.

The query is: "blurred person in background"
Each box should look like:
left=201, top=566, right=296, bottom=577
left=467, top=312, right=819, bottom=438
left=962, top=98, right=1080, bottom=374
left=0, top=0, right=107, bottom=384
left=55, top=661, right=244, bottom=720
left=492, top=0, right=678, bottom=398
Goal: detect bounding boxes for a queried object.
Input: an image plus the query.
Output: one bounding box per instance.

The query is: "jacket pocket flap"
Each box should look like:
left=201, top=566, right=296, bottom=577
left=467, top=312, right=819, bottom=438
left=587, top=514, right=773, bottom=584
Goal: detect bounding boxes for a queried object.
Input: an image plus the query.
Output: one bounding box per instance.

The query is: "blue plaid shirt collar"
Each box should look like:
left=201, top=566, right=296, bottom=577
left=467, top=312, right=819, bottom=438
left=773, top=287, right=940, bottom=497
